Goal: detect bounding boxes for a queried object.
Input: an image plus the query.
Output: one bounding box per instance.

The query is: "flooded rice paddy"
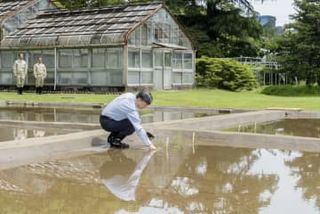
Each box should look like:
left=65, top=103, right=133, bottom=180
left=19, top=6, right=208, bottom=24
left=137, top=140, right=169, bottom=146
left=0, top=106, right=319, bottom=213
left=0, top=107, right=218, bottom=124
left=0, top=125, right=75, bottom=142
left=228, top=119, right=320, bottom=138
left=0, top=142, right=319, bottom=214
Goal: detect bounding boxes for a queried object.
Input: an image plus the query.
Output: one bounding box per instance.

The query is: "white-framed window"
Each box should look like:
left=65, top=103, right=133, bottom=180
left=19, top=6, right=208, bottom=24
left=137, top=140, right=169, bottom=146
left=154, top=51, right=163, bottom=67
left=128, top=48, right=154, bottom=86
left=141, top=71, right=153, bottom=84
left=172, top=51, right=194, bottom=85
left=1, top=52, right=15, bottom=69
left=183, top=53, right=193, bottom=70
left=173, top=52, right=183, bottom=69
left=59, top=49, right=89, bottom=69
left=91, top=47, right=123, bottom=69
left=164, top=52, right=172, bottom=67
left=92, top=48, right=105, bottom=68
left=74, top=49, right=88, bottom=68
left=142, top=51, right=153, bottom=68
left=42, top=50, right=55, bottom=69
left=128, top=49, right=140, bottom=68
left=107, top=48, right=122, bottom=69
left=58, top=49, right=73, bottom=68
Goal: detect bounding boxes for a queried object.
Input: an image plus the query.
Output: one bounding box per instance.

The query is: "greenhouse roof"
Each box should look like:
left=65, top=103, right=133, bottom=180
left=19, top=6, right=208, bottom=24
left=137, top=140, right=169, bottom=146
left=1, top=3, right=165, bottom=48
left=0, top=0, right=32, bottom=22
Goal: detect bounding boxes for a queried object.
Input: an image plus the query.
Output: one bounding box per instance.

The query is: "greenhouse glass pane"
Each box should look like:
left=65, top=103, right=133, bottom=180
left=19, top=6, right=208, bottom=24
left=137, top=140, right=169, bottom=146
left=1, top=52, right=15, bottom=69
left=142, top=51, right=152, bottom=68
left=141, top=72, right=153, bottom=84
left=73, top=72, right=88, bottom=84
left=173, top=52, right=182, bottom=69
left=92, top=48, right=105, bottom=68
left=59, top=49, right=73, bottom=68
left=173, top=72, right=182, bottom=84
left=182, top=73, right=193, bottom=84
left=42, top=50, right=55, bottom=69
left=107, top=48, right=122, bottom=69
left=128, top=50, right=140, bottom=68
left=128, top=71, right=140, bottom=84
left=91, top=71, right=107, bottom=86
left=74, top=49, right=88, bottom=68
left=183, top=53, right=193, bottom=70
left=58, top=72, right=72, bottom=84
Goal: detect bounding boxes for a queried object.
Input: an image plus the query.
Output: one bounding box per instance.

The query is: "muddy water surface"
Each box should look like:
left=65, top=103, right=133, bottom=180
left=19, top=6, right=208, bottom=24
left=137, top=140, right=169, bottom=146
left=0, top=142, right=319, bottom=214
left=229, top=118, right=320, bottom=138
left=0, top=125, right=76, bottom=142
left=0, top=107, right=218, bottom=124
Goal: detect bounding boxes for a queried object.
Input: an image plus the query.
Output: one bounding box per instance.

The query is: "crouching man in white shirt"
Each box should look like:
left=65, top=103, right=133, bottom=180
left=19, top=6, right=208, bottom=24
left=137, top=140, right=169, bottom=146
left=100, top=90, right=156, bottom=150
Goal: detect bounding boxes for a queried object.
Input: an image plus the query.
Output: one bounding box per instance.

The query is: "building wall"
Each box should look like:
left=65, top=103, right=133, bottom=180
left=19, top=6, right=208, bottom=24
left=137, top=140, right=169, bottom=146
left=0, top=47, right=124, bottom=88
left=126, top=8, right=195, bottom=89
left=258, top=15, right=276, bottom=28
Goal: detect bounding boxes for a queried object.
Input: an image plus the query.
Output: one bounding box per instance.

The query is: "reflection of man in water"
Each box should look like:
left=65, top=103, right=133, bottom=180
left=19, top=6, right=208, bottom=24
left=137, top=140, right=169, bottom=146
left=32, top=111, right=46, bottom=137
left=32, top=129, right=46, bottom=138
left=13, top=109, right=28, bottom=140
left=34, top=111, right=44, bottom=122
left=13, top=128, right=28, bottom=140
left=100, top=150, right=155, bottom=201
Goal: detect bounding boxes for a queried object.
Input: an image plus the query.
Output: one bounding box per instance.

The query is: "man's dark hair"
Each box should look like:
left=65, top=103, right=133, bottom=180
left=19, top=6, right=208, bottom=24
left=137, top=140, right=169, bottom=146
left=136, top=90, right=153, bottom=105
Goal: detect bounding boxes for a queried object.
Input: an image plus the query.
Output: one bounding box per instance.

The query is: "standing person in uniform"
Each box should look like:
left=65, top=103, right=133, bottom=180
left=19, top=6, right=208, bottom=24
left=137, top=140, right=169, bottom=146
left=100, top=90, right=156, bottom=150
left=33, top=57, right=47, bottom=94
left=13, top=53, right=28, bottom=95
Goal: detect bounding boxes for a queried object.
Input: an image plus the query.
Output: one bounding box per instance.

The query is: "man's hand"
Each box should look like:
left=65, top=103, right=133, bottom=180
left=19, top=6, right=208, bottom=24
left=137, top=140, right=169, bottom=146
left=149, top=143, right=157, bottom=150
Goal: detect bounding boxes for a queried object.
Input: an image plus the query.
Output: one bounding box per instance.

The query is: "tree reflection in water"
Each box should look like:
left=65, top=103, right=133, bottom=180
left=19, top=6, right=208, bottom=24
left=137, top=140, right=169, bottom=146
left=139, top=146, right=279, bottom=213
left=285, top=152, right=320, bottom=209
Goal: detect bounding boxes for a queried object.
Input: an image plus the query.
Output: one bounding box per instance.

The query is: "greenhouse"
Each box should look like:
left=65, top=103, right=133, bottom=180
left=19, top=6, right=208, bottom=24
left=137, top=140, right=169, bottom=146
left=0, top=1, right=195, bottom=90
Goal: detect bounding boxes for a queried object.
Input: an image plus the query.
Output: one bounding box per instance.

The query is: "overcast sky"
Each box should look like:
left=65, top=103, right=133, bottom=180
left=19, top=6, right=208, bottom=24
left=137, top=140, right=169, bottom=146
left=252, top=0, right=296, bottom=26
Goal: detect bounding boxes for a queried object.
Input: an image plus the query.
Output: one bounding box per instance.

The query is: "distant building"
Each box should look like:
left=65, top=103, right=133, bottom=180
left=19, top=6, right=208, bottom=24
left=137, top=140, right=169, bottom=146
left=258, top=15, right=276, bottom=28
left=275, top=26, right=284, bottom=35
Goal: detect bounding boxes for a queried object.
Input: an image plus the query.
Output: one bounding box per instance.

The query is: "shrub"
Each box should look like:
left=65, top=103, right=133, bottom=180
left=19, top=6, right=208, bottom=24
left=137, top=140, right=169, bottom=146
left=196, top=57, right=257, bottom=91
left=261, top=85, right=320, bottom=96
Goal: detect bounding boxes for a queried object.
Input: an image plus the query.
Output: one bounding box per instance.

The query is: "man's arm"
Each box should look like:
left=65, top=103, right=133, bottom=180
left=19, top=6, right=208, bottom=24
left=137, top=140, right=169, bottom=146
left=127, top=111, right=153, bottom=147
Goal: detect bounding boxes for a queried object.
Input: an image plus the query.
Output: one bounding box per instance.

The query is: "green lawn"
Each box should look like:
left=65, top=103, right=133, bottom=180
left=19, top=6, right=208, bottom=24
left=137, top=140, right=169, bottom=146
left=1, top=89, right=320, bottom=111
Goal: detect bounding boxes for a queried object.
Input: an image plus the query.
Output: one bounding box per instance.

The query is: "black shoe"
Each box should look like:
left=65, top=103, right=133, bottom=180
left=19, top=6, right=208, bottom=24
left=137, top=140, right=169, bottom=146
left=18, top=88, right=23, bottom=95
left=107, top=134, right=115, bottom=143
left=109, top=138, right=129, bottom=149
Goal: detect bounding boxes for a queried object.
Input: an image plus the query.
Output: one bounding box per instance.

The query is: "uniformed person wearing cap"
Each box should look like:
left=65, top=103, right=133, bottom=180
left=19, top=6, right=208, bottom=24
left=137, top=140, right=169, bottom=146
left=33, top=57, right=47, bottom=94
left=100, top=90, right=156, bottom=150
left=13, top=53, right=28, bottom=95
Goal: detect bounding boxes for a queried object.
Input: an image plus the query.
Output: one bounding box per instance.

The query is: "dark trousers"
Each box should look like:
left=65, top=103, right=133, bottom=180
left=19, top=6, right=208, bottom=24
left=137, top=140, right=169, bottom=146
left=100, top=115, right=135, bottom=140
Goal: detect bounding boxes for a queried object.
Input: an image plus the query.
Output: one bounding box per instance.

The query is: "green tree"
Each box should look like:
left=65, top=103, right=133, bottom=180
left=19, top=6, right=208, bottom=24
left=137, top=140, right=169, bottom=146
left=276, top=0, right=320, bottom=85
left=168, top=0, right=263, bottom=57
